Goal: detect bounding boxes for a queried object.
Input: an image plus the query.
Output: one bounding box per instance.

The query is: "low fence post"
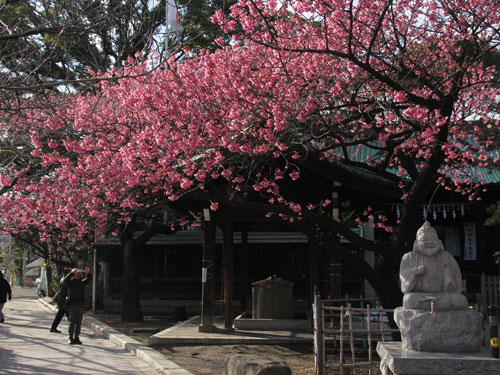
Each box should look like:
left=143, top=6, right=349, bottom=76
left=314, top=294, right=324, bottom=375
left=489, top=304, right=499, bottom=358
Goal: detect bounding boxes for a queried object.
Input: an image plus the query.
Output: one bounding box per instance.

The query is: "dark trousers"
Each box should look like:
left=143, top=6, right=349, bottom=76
left=51, top=307, right=69, bottom=330
left=68, top=301, right=85, bottom=339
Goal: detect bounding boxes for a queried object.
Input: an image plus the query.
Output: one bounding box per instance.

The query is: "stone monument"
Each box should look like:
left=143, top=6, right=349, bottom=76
left=396, top=221, right=482, bottom=352
left=377, top=221, right=500, bottom=375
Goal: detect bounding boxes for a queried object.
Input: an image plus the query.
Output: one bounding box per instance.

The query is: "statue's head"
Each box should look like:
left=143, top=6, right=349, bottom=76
left=413, top=221, right=444, bottom=256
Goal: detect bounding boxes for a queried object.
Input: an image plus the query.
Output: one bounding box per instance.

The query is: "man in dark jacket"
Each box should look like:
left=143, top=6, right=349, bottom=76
left=63, top=267, right=91, bottom=344
left=49, top=276, right=69, bottom=333
left=0, top=270, right=12, bottom=323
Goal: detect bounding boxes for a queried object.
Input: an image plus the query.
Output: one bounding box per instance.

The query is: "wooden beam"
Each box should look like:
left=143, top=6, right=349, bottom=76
left=224, top=222, right=234, bottom=331
left=211, top=207, right=274, bottom=224
left=199, top=218, right=216, bottom=332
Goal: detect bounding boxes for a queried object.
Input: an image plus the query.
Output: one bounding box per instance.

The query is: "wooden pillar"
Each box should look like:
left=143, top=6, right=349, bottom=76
left=330, top=183, right=342, bottom=299
left=307, top=235, right=320, bottom=319
left=154, top=247, right=160, bottom=299
left=240, top=229, right=249, bottom=313
left=199, top=212, right=216, bottom=332
left=313, top=294, right=325, bottom=375
left=102, top=262, right=110, bottom=298
left=363, top=221, right=377, bottom=299
left=121, top=228, right=143, bottom=322
left=224, top=222, right=234, bottom=331
left=474, top=202, right=485, bottom=273
left=330, top=254, right=341, bottom=299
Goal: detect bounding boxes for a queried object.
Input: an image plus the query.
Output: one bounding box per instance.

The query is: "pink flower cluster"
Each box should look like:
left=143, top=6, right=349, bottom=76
left=0, top=0, right=498, bottom=246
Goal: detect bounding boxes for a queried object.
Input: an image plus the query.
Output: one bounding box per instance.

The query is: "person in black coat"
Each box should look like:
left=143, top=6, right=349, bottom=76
left=0, top=270, right=12, bottom=323
left=63, top=267, right=91, bottom=345
left=49, top=276, right=69, bottom=333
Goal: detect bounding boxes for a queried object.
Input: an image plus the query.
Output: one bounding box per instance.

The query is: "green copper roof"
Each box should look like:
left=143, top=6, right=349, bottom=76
left=344, top=144, right=500, bottom=185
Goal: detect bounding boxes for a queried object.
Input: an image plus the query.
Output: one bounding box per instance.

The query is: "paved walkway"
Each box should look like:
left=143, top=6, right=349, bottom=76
left=148, top=315, right=313, bottom=345
left=0, top=287, right=165, bottom=375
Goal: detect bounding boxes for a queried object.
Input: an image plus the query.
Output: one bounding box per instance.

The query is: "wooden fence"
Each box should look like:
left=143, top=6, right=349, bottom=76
left=313, top=295, right=399, bottom=375
left=481, top=273, right=500, bottom=315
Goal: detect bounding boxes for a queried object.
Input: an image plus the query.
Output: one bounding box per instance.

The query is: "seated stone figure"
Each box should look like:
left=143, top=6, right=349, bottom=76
left=400, top=221, right=468, bottom=311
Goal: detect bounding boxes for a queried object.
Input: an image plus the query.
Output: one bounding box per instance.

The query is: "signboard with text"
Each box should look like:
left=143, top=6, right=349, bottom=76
left=463, top=222, right=476, bottom=260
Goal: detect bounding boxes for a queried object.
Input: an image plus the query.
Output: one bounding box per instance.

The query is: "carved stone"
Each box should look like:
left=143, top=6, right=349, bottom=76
left=379, top=222, right=487, bottom=374
left=394, top=307, right=483, bottom=353
left=399, top=221, right=468, bottom=312
left=225, top=354, right=291, bottom=375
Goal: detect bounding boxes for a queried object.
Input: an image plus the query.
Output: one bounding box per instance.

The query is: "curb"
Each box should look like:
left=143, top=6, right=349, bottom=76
left=38, top=298, right=193, bottom=375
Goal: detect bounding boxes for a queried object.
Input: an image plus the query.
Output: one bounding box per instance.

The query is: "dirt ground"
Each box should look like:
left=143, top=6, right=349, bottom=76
left=159, top=342, right=316, bottom=375
left=93, top=313, right=381, bottom=375
left=93, top=313, right=318, bottom=374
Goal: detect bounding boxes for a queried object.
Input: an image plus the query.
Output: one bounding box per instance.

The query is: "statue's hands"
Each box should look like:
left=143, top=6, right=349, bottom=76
left=416, top=265, right=427, bottom=275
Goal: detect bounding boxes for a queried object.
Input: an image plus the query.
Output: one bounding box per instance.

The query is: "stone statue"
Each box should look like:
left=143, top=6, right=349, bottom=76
left=400, top=221, right=468, bottom=311
left=378, top=221, right=485, bottom=372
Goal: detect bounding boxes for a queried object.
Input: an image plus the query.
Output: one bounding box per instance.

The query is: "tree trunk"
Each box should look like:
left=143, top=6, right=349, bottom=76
left=40, top=244, right=55, bottom=296
left=120, top=229, right=143, bottom=322
left=45, top=261, right=54, bottom=296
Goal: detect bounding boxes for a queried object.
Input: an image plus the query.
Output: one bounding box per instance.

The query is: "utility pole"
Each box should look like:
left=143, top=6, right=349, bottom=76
left=165, top=0, right=170, bottom=55
left=22, top=247, right=27, bottom=287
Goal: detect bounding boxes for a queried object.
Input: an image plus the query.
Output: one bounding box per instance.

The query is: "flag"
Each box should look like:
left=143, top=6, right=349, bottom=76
left=166, top=0, right=181, bottom=33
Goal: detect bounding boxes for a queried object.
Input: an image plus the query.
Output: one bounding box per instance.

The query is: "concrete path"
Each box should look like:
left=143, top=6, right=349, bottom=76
left=0, top=286, right=164, bottom=375
left=148, top=315, right=313, bottom=345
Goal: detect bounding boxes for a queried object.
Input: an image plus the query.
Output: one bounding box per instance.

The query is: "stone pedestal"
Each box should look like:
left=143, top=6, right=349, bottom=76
left=377, top=342, right=500, bottom=375
left=394, top=307, right=483, bottom=352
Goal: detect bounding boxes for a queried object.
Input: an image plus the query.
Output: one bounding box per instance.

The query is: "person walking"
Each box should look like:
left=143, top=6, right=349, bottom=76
left=63, top=267, right=91, bottom=345
left=50, top=276, right=69, bottom=333
left=0, top=270, right=12, bottom=323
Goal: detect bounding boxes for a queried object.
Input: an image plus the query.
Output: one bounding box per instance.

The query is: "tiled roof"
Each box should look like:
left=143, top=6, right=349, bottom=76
left=342, top=144, right=500, bottom=185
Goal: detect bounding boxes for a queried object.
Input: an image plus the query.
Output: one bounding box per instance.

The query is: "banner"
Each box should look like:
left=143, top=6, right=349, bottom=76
left=443, top=226, right=460, bottom=256
left=166, top=0, right=181, bottom=33
left=463, top=222, right=476, bottom=260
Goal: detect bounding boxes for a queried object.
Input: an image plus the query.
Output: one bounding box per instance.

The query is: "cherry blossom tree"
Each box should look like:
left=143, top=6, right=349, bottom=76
left=0, top=0, right=498, bottom=317
left=206, top=0, right=500, bottom=305
left=0, top=0, right=238, bottom=313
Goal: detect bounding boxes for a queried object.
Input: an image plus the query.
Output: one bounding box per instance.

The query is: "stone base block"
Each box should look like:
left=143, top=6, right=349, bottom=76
left=377, top=342, right=500, bottom=375
left=233, top=317, right=311, bottom=332
left=394, top=307, right=483, bottom=352
left=225, top=354, right=291, bottom=375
